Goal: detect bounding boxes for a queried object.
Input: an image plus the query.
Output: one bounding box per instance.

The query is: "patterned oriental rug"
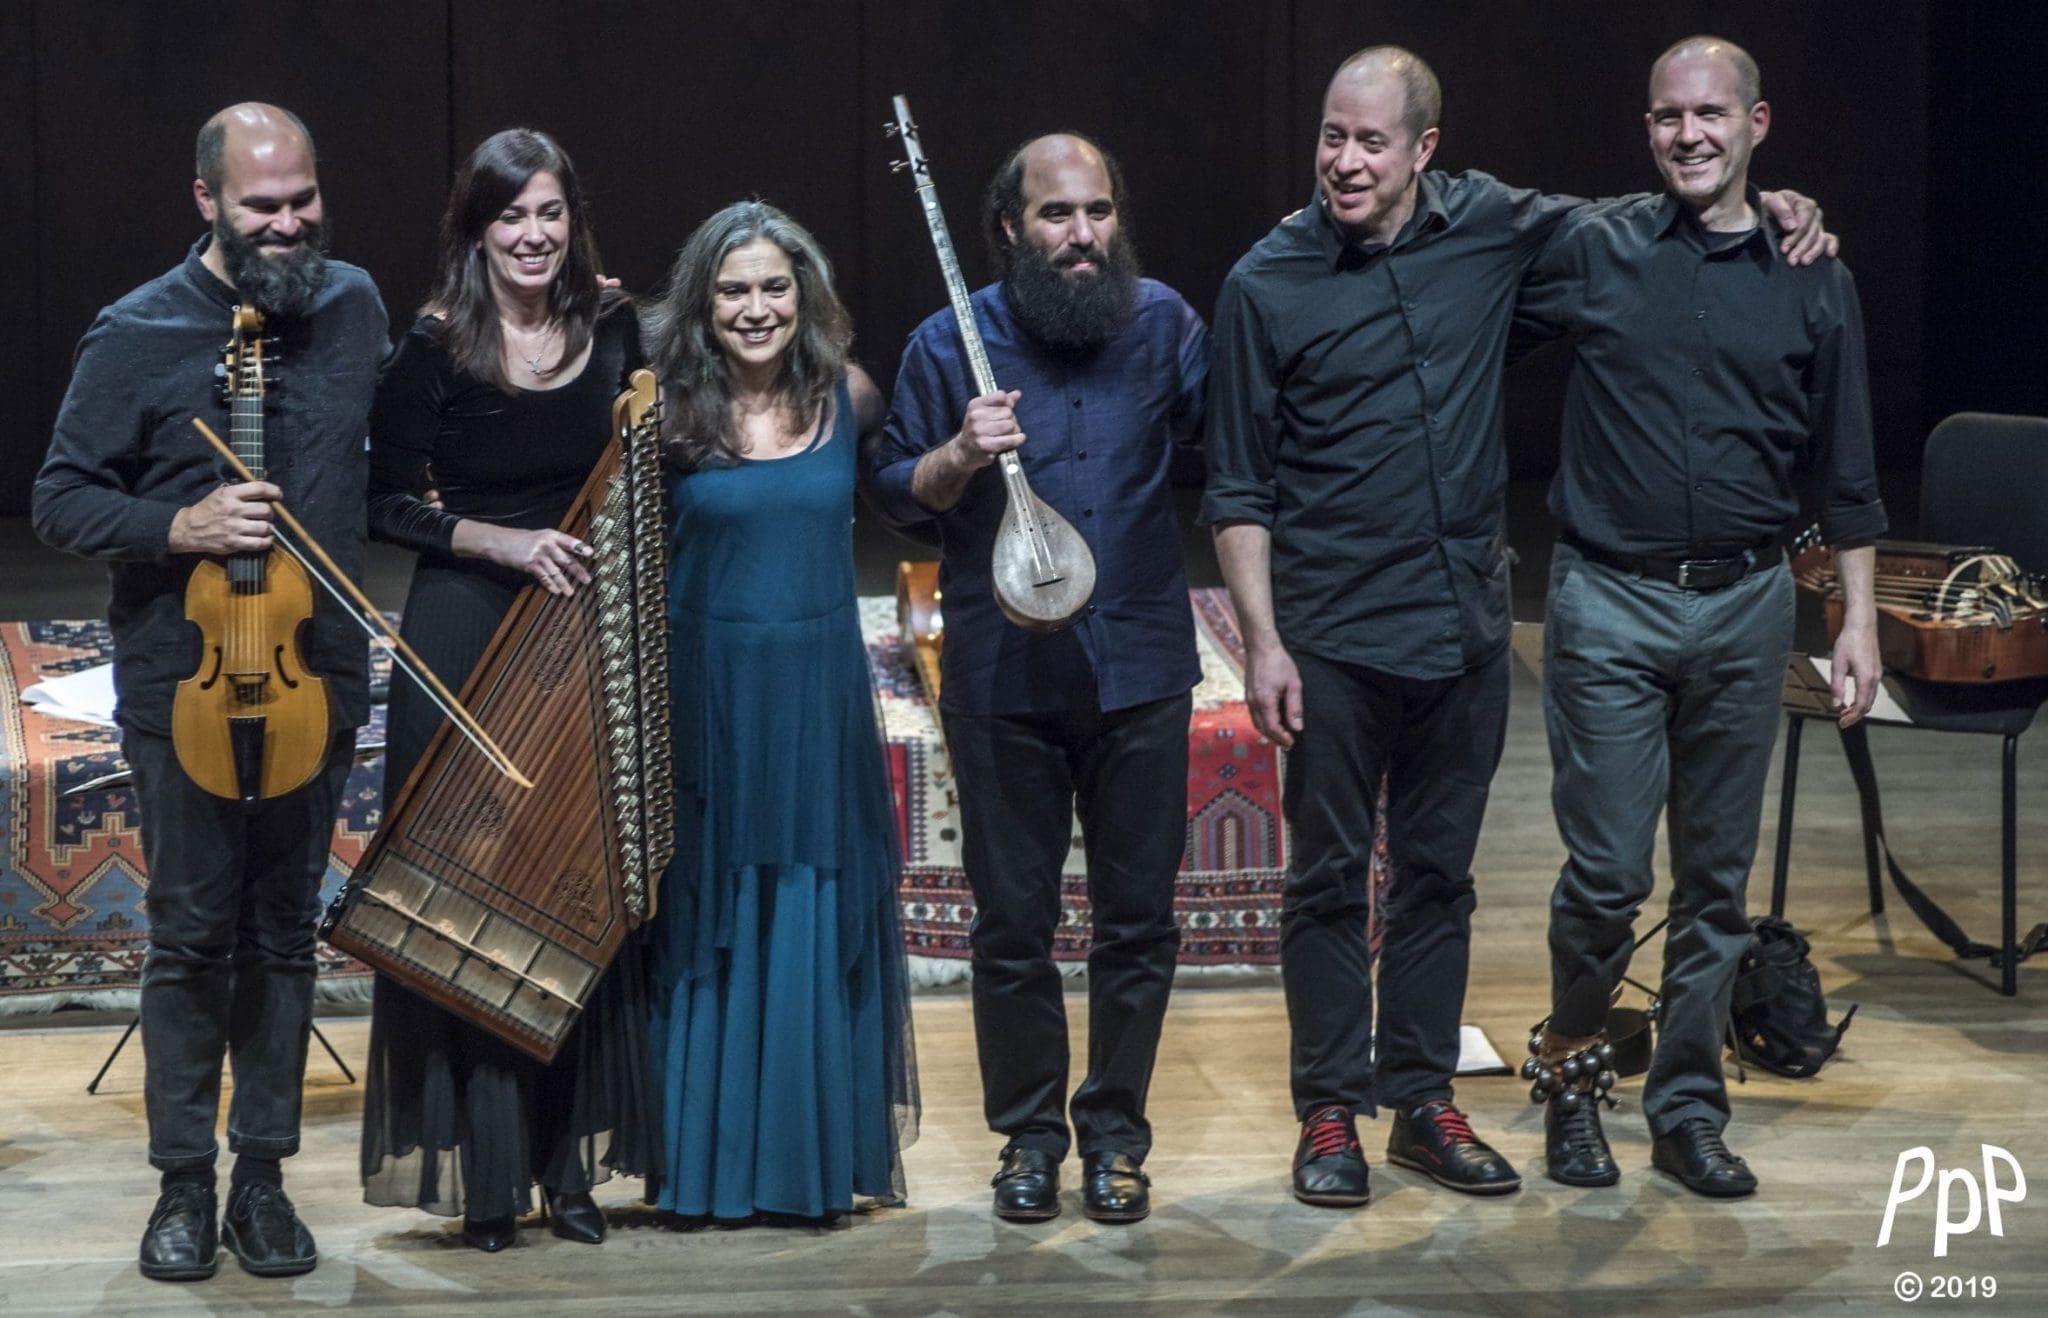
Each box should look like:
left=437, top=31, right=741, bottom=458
left=2, top=596, right=1387, bottom=1009
left=867, top=588, right=1390, bottom=985
left=0, top=620, right=384, bottom=1013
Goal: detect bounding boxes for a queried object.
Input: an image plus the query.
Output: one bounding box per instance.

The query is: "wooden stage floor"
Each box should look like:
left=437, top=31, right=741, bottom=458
left=2, top=664, right=2044, bottom=1316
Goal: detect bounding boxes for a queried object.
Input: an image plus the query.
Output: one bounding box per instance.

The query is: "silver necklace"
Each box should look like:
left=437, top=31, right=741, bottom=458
left=508, top=320, right=556, bottom=375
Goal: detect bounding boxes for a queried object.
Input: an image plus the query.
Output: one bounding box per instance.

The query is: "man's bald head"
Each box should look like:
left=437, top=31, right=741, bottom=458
left=983, top=130, right=1130, bottom=277
left=980, top=130, right=1141, bottom=352
left=1327, top=45, right=1441, bottom=145
left=1651, top=35, right=1761, bottom=108
left=192, top=103, right=330, bottom=318
left=1018, top=133, right=1105, bottom=185
left=196, top=102, right=315, bottom=196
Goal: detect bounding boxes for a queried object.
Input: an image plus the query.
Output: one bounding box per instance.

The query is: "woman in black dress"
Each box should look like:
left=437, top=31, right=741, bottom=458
left=360, top=128, right=657, bottom=1252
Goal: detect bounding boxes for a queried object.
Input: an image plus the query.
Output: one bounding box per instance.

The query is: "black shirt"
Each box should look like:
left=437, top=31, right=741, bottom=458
left=1203, top=172, right=1581, bottom=679
left=869, top=279, right=1208, bottom=715
left=32, top=238, right=389, bottom=735
left=1515, top=191, right=1887, bottom=555
left=367, top=299, right=644, bottom=588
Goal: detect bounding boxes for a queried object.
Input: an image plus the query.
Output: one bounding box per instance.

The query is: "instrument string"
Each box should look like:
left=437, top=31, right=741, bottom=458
left=191, top=417, right=534, bottom=788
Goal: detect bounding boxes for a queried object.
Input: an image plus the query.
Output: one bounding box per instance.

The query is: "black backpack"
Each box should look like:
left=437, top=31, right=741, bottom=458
left=1727, top=915, right=1857, bottom=1078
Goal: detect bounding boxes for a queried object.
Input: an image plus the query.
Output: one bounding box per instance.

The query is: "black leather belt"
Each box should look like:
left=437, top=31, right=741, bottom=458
left=1560, top=530, right=1779, bottom=591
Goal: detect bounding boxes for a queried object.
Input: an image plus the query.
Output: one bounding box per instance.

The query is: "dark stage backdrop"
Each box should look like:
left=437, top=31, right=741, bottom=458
left=6, top=0, right=2045, bottom=516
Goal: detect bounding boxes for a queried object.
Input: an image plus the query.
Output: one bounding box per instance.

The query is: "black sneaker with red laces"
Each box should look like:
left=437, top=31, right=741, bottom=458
left=1386, top=1099, right=1522, bottom=1195
left=1292, top=1104, right=1370, bottom=1207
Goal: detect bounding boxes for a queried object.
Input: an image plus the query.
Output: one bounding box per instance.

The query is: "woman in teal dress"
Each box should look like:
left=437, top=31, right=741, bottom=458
left=639, top=201, right=917, bottom=1221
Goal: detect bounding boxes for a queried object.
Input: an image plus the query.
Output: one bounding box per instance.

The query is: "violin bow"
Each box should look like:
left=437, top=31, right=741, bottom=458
left=190, top=417, right=535, bottom=789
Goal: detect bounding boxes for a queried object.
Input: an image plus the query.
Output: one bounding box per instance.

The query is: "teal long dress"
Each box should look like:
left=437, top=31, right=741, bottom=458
left=647, top=378, right=918, bottom=1219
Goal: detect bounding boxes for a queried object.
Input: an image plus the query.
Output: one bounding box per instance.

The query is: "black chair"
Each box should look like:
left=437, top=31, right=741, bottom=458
left=1769, top=412, right=2048, bottom=995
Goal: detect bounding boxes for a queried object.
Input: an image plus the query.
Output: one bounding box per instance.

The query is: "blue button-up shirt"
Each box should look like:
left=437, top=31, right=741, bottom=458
left=869, top=278, right=1207, bottom=715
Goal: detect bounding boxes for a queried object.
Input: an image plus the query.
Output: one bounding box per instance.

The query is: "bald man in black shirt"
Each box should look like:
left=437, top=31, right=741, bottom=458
left=1514, top=36, right=1882, bottom=1199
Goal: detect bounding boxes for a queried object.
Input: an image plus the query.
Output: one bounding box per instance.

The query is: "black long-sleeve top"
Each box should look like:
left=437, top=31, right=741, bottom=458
left=1201, top=172, right=1582, bottom=679
left=32, top=238, right=389, bottom=735
left=367, top=299, right=643, bottom=586
left=1513, top=190, right=1887, bottom=554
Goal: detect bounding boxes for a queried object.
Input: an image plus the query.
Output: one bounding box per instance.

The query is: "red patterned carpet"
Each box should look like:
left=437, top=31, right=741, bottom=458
left=3, top=594, right=1381, bottom=1008
left=0, top=620, right=381, bottom=1011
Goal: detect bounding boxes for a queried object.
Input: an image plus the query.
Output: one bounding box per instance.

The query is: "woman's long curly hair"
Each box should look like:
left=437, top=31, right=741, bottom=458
left=641, top=200, right=852, bottom=470
left=422, top=128, right=617, bottom=391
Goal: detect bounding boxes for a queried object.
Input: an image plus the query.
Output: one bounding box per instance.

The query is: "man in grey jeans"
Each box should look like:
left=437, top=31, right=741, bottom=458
left=33, top=103, right=387, bottom=1280
left=1512, top=35, right=1883, bottom=1197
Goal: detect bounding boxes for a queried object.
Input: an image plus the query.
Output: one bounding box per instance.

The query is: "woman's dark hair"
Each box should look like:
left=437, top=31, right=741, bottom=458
left=642, top=200, right=853, bottom=471
left=422, top=128, right=615, bottom=391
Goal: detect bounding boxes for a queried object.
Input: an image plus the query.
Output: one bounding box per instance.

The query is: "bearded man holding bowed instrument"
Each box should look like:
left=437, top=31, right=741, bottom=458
left=867, top=133, right=1206, bottom=1225
left=32, top=103, right=387, bottom=1282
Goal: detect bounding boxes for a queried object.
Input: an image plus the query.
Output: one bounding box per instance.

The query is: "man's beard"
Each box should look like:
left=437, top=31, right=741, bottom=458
left=213, top=212, right=332, bottom=321
left=1002, top=232, right=1141, bottom=355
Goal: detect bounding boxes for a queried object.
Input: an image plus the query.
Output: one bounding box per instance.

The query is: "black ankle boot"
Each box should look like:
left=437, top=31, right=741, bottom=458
left=1545, top=1090, right=1620, bottom=1186
left=1525, top=1031, right=1620, bottom=1187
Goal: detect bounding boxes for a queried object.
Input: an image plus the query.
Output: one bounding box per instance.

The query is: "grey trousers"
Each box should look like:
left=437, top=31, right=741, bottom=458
left=122, top=724, right=355, bottom=1173
left=1542, top=541, right=1793, bottom=1136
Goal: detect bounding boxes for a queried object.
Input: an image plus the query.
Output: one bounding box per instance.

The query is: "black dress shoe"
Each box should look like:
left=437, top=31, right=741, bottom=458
left=463, top=1215, right=519, bottom=1252
left=1292, top=1105, right=1369, bottom=1207
left=139, top=1182, right=219, bottom=1282
left=1545, top=1094, right=1620, bottom=1187
left=1386, top=1099, right=1522, bottom=1194
left=991, top=1144, right=1061, bottom=1222
left=1081, top=1152, right=1151, bottom=1223
left=546, top=1189, right=607, bottom=1243
left=1652, top=1118, right=1757, bottom=1198
left=221, top=1183, right=318, bottom=1277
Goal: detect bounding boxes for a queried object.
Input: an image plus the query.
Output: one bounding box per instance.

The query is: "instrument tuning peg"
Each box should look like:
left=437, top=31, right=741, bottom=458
left=213, top=363, right=228, bottom=378
left=890, top=159, right=911, bottom=173
left=884, top=123, right=900, bottom=138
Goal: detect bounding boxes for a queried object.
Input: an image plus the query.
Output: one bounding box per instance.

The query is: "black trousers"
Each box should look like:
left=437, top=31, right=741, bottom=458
left=122, top=723, right=355, bottom=1174
left=1282, top=648, right=1509, bottom=1119
left=942, top=692, right=1191, bottom=1162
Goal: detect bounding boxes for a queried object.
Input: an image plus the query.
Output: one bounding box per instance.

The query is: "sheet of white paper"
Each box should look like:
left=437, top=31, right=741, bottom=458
left=19, top=662, right=118, bottom=727
left=1803, top=654, right=1913, bottom=725
left=1454, top=1024, right=1509, bottom=1076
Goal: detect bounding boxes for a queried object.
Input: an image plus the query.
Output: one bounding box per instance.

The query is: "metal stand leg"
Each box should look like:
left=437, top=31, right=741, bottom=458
left=1842, top=721, right=1886, bottom=915
left=311, top=1022, right=357, bottom=1084
left=2003, top=735, right=2019, bottom=998
left=88, top=1019, right=355, bottom=1092
left=86, top=1018, right=140, bottom=1094
left=1770, top=716, right=1803, bottom=918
